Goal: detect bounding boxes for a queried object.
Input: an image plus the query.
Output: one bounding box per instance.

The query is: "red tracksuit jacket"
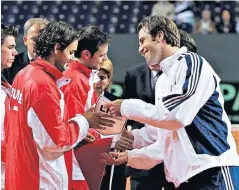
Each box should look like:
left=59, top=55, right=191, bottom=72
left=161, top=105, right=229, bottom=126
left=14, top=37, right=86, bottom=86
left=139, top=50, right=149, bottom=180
left=5, top=58, right=89, bottom=190
left=61, top=60, right=100, bottom=189
left=1, top=76, right=11, bottom=189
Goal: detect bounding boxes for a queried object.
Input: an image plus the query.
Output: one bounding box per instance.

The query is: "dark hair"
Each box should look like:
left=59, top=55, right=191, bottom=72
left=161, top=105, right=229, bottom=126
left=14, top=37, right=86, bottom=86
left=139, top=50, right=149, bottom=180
left=179, top=29, right=197, bottom=53
left=35, top=21, right=79, bottom=58
left=75, top=25, right=111, bottom=58
left=137, top=15, right=180, bottom=47
left=1, top=23, right=18, bottom=45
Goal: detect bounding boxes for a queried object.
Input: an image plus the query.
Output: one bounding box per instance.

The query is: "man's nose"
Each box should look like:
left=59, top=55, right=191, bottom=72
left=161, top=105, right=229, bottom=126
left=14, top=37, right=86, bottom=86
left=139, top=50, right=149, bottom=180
left=138, top=45, right=143, bottom=54
left=103, top=54, right=108, bottom=61
left=13, top=49, right=18, bottom=56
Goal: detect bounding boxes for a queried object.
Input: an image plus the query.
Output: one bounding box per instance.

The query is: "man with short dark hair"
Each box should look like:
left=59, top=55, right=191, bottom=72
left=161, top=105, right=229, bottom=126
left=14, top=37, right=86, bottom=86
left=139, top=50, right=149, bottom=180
left=3, top=18, right=49, bottom=84
left=5, top=21, right=113, bottom=190
left=103, top=15, right=239, bottom=189
left=61, top=25, right=112, bottom=190
left=116, top=25, right=197, bottom=190
left=1, top=23, right=18, bottom=190
left=63, top=25, right=110, bottom=117
left=1, top=24, right=18, bottom=71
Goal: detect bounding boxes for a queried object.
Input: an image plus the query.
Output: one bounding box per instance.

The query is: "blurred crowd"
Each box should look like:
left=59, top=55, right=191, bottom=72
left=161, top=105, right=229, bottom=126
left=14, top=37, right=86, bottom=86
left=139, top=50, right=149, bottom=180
left=2, top=1, right=239, bottom=34
left=151, top=1, right=239, bottom=34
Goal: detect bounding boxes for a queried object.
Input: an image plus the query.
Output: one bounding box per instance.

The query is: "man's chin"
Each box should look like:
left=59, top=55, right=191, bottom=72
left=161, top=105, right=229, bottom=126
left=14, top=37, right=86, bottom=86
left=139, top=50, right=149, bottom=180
left=6, top=62, right=13, bottom=68
left=148, top=64, right=161, bottom=71
left=147, top=63, right=155, bottom=69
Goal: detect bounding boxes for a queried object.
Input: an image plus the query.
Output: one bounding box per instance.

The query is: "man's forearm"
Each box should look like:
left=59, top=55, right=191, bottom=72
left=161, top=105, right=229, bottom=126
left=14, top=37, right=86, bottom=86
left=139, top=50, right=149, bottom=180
left=127, top=139, right=163, bottom=170
left=121, top=99, right=182, bottom=130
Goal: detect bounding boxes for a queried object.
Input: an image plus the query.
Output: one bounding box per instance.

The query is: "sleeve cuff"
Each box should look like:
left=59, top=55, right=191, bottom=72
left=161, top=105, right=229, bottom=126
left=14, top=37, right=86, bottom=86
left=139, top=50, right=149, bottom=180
left=126, top=144, right=163, bottom=170
left=126, top=149, right=145, bottom=168
left=120, top=99, right=128, bottom=118
left=131, top=129, right=143, bottom=149
left=126, top=150, right=134, bottom=167
left=69, top=114, right=89, bottom=148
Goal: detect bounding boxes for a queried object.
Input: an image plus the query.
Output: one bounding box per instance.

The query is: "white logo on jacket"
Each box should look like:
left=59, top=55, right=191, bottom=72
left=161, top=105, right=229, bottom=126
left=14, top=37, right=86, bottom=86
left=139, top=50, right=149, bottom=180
left=11, top=88, right=23, bottom=104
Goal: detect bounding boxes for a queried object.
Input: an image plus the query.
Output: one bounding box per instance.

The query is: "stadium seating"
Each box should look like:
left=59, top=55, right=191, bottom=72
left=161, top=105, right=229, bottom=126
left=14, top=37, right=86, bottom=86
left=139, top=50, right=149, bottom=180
left=1, top=1, right=239, bottom=34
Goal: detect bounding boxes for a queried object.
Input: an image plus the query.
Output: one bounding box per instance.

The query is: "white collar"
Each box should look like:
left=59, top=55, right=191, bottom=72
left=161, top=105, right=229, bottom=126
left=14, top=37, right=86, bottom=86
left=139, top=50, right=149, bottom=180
left=90, top=69, right=100, bottom=84
left=151, top=70, right=158, bottom=77
left=1, top=85, right=11, bottom=97
left=160, top=47, right=187, bottom=73
left=27, top=51, right=33, bottom=61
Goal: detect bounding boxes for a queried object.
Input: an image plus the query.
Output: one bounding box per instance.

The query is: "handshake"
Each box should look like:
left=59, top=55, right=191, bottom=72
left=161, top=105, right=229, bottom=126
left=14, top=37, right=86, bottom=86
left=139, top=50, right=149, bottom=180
left=81, top=99, right=124, bottom=131
left=81, top=99, right=134, bottom=165
left=100, top=128, right=134, bottom=165
left=82, top=107, right=115, bottom=131
left=81, top=98, right=126, bottom=135
left=80, top=106, right=115, bottom=143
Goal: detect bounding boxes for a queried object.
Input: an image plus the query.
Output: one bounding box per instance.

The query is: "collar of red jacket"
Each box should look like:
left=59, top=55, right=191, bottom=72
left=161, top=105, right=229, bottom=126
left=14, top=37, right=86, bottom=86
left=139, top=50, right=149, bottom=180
left=31, top=57, right=63, bottom=81
left=1, top=75, right=11, bottom=89
left=67, top=60, right=93, bottom=77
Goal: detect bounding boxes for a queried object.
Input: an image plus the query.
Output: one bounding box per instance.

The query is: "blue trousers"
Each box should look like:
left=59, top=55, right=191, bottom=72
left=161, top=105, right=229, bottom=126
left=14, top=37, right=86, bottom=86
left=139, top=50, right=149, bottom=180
left=175, top=166, right=239, bottom=190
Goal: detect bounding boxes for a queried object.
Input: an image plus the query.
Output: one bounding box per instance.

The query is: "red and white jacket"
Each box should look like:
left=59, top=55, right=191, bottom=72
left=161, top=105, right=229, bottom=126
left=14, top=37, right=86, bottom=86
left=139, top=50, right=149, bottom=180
left=62, top=60, right=99, bottom=118
left=5, top=58, right=89, bottom=190
left=61, top=60, right=100, bottom=184
left=1, top=76, right=11, bottom=189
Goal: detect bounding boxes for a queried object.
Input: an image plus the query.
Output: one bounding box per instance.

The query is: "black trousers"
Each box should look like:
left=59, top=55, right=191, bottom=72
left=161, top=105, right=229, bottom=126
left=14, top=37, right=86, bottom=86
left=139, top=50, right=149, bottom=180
left=100, top=164, right=126, bottom=190
left=129, top=164, right=175, bottom=190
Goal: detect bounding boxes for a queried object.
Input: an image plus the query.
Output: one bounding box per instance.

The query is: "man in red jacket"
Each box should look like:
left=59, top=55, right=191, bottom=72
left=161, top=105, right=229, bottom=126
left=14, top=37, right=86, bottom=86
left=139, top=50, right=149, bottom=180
left=61, top=25, right=110, bottom=190
left=1, top=23, right=18, bottom=189
left=5, top=21, right=114, bottom=190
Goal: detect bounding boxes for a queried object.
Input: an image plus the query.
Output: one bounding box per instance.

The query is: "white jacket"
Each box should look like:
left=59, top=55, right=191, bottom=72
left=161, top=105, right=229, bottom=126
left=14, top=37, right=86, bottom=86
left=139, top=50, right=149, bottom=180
left=122, top=47, right=239, bottom=187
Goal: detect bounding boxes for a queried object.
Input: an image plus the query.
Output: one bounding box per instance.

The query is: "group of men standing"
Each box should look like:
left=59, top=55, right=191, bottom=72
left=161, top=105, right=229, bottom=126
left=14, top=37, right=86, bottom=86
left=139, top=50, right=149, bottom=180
left=1, top=14, right=239, bottom=190
left=1, top=19, right=114, bottom=190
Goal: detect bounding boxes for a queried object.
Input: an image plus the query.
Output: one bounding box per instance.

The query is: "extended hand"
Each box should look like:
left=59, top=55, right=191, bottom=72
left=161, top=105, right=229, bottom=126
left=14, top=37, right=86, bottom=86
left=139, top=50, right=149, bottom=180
left=115, top=129, right=134, bottom=151
left=82, top=111, right=115, bottom=130
left=100, top=151, right=128, bottom=165
left=104, top=99, right=124, bottom=117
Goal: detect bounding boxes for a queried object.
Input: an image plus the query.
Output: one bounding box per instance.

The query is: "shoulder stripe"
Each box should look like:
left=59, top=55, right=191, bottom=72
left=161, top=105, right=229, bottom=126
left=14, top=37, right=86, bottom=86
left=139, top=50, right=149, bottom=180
left=162, top=53, right=203, bottom=111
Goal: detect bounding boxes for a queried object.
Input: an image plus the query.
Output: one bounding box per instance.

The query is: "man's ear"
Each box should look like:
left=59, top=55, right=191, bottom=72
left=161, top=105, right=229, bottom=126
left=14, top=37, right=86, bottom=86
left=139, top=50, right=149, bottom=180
left=82, top=50, right=91, bottom=60
left=54, top=43, right=61, bottom=54
left=155, top=31, right=164, bottom=42
left=23, top=35, right=27, bottom=45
